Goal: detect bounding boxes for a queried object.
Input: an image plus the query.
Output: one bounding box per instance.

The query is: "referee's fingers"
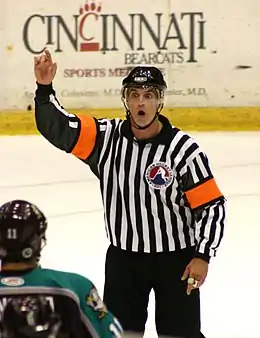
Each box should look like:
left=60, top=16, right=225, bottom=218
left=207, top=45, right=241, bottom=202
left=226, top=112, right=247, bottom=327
left=45, top=49, right=53, bottom=63
left=186, top=276, right=200, bottom=295
left=181, top=266, right=189, bottom=281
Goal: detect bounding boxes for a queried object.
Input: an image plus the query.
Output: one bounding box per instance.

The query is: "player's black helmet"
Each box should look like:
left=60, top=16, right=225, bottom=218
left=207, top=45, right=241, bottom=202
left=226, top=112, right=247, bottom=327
left=1, top=296, right=61, bottom=338
left=0, top=200, right=47, bottom=264
left=121, top=66, right=167, bottom=96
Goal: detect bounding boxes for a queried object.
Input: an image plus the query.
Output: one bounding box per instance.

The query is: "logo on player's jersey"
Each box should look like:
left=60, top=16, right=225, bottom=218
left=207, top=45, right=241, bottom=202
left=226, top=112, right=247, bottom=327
left=1, top=277, right=25, bottom=286
left=86, top=287, right=108, bottom=319
left=145, top=162, right=174, bottom=189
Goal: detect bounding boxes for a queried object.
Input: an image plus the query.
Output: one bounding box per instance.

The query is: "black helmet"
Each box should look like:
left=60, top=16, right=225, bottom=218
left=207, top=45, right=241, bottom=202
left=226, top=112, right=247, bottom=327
left=122, top=66, right=167, bottom=95
left=1, top=296, right=61, bottom=338
left=0, top=200, right=47, bottom=264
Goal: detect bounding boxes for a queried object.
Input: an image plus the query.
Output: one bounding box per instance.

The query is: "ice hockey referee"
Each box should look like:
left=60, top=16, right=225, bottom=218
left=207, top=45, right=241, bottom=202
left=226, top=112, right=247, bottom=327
left=34, top=49, right=226, bottom=338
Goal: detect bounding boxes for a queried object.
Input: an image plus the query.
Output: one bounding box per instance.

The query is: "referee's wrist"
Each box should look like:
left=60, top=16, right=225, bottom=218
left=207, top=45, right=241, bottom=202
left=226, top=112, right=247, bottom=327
left=36, top=82, right=54, bottom=96
left=194, top=252, right=210, bottom=263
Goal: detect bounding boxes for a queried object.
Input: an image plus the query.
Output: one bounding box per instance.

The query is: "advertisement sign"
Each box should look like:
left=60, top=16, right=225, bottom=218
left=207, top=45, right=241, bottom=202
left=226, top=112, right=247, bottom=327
left=1, top=0, right=259, bottom=109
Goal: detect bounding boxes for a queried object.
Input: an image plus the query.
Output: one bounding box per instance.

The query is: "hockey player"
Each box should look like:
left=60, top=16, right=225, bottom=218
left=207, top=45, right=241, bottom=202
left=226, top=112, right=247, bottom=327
left=0, top=199, right=123, bottom=338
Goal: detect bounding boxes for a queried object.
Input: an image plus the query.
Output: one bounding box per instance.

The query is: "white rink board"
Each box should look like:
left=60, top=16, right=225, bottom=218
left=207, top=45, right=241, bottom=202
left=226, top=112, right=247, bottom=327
left=0, top=132, right=260, bottom=338
left=1, top=0, right=260, bottom=109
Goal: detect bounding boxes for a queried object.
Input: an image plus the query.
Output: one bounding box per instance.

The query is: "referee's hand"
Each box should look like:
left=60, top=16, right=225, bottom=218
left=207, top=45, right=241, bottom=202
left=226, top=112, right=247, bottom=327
left=181, top=258, right=208, bottom=295
left=34, top=48, right=57, bottom=85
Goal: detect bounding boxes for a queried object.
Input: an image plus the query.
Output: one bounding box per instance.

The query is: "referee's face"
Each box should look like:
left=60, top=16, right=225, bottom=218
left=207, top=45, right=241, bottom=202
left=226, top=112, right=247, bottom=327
left=126, top=88, right=159, bottom=127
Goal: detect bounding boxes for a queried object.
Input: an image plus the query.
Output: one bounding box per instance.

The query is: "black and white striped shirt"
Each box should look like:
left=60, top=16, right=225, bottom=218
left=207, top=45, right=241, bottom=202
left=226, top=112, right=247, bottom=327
left=88, top=117, right=226, bottom=257
left=35, top=84, right=226, bottom=260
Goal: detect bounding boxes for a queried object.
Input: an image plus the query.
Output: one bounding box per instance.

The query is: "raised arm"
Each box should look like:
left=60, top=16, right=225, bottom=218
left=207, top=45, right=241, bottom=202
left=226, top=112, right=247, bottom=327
left=34, top=49, right=97, bottom=161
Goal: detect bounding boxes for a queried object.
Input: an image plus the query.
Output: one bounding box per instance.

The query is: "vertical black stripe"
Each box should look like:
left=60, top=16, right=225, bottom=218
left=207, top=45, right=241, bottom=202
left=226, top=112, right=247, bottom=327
left=144, top=144, right=158, bottom=253
left=179, top=206, right=193, bottom=247
left=198, top=209, right=209, bottom=249
left=169, top=154, right=184, bottom=250
left=124, top=141, right=134, bottom=251
left=200, top=152, right=212, bottom=173
left=155, top=145, right=170, bottom=252
left=165, top=185, right=180, bottom=250
left=215, top=203, right=225, bottom=249
left=135, top=144, right=145, bottom=252
left=114, top=133, right=124, bottom=247
left=203, top=205, right=219, bottom=256
left=155, top=190, right=168, bottom=251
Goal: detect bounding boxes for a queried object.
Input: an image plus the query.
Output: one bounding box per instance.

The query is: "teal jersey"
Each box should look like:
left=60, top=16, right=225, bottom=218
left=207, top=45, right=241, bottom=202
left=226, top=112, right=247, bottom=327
left=0, top=267, right=123, bottom=338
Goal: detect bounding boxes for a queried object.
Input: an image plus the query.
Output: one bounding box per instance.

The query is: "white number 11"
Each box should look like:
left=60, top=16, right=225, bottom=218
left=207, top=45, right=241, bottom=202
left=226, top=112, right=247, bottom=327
left=7, top=228, right=17, bottom=239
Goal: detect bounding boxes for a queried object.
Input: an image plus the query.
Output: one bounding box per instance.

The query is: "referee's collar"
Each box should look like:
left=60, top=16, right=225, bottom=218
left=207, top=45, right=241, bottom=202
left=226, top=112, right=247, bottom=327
left=121, top=114, right=173, bottom=145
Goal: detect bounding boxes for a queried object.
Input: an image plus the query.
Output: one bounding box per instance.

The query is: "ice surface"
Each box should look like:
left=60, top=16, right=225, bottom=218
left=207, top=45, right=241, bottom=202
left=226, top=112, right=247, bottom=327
left=1, top=132, right=260, bottom=338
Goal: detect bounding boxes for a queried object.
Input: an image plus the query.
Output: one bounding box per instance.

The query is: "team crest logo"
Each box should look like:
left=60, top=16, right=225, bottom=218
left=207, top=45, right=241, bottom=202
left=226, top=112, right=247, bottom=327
left=145, top=162, right=174, bottom=189
left=1, top=277, right=25, bottom=286
left=86, top=287, right=108, bottom=319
